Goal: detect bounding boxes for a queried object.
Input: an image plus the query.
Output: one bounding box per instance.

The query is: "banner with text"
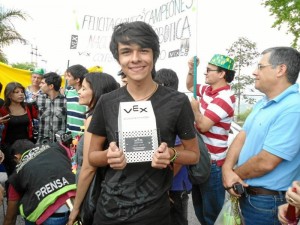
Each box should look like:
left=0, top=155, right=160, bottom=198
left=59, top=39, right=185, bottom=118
left=68, top=0, right=198, bottom=92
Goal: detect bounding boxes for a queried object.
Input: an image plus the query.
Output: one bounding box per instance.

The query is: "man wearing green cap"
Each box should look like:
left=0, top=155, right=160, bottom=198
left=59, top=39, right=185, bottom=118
left=25, top=68, right=44, bottom=103
left=186, top=54, right=236, bottom=225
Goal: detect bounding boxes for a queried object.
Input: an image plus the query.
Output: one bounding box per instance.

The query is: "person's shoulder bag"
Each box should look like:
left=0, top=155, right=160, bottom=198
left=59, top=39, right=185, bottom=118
left=187, top=130, right=211, bottom=184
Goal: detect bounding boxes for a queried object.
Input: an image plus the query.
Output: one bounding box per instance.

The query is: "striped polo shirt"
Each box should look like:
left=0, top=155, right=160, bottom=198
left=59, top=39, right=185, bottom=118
left=196, top=84, right=235, bottom=165
left=65, top=88, right=86, bottom=137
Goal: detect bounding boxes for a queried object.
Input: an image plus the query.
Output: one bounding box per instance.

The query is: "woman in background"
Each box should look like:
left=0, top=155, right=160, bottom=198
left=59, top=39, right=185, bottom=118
left=0, top=82, right=38, bottom=176
left=68, top=72, right=119, bottom=225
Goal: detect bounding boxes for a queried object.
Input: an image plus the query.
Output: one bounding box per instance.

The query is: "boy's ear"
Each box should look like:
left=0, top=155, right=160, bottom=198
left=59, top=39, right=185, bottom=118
left=14, top=154, right=22, bottom=162
left=74, top=77, right=81, bottom=85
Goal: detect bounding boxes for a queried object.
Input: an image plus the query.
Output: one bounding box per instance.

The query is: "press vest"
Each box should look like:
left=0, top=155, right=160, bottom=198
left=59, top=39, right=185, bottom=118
left=8, top=143, right=76, bottom=222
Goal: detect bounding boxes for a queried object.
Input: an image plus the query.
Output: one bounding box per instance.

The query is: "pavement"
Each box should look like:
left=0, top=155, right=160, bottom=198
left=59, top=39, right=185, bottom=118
left=1, top=194, right=201, bottom=225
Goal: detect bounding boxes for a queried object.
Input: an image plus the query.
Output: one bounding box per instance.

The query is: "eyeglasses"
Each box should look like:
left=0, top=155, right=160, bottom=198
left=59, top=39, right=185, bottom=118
left=257, top=64, right=272, bottom=70
left=206, top=68, right=219, bottom=73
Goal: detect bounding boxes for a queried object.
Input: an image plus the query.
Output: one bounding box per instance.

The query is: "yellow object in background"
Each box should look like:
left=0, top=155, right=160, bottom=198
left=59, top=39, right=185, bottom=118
left=0, top=62, right=31, bottom=99
left=0, top=62, right=102, bottom=99
left=88, top=65, right=103, bottom=73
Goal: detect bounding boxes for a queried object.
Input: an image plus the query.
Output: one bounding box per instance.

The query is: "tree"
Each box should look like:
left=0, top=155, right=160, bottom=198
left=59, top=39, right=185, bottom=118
left=11, top=62, right=35, bottom=71
left=263, top=0, right=300, bottom=49
left=226, top=37, right=260, bottom=117
left=0, top=5, right=28, bottom=63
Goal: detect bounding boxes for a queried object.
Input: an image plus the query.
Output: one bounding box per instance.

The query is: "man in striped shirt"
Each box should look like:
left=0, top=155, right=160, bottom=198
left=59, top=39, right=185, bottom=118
left=64, top=64, right=88, bottom=138
left=186, top=54, right=236, bottom=225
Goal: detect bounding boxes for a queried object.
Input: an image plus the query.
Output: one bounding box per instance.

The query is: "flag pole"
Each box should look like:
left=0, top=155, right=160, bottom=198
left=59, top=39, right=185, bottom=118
left=193, top=0, right=199, bottom=99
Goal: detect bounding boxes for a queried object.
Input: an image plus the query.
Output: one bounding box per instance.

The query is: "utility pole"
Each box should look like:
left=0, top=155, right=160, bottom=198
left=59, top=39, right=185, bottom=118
left=30, top=44, right=42, bottom=66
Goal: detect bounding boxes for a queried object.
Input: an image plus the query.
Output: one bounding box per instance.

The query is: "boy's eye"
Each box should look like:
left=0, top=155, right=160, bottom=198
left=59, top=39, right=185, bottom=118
left=121, top=50, right=130, bottom=55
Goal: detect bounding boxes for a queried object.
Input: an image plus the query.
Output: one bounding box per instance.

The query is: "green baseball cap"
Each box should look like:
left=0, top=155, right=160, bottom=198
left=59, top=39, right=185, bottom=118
left=209, top=54, right=235, bottom=71
left=32, top=68, right=45, bottom=76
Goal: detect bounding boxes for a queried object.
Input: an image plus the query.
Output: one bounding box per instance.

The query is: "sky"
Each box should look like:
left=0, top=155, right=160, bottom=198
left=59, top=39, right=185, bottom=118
left=2, top=0, right=294, bottom=91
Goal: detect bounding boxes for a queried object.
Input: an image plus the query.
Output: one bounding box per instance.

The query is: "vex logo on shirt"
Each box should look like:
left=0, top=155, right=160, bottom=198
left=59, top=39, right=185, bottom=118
left=123, top=105, right=148, bottom=113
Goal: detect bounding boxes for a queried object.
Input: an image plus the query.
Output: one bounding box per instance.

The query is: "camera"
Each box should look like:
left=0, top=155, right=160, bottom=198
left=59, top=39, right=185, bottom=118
left=233, top=182, right=245, bottom=195
left=55, top=131, right=73, bottom=148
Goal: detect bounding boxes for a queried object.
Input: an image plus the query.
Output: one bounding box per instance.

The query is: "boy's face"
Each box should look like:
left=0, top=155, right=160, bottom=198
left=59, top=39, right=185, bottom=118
left=39, top=79, right=51, bottom=94
left=64, top=72, right=78, bottom=88
left=118, top=43, right=154, bottom=82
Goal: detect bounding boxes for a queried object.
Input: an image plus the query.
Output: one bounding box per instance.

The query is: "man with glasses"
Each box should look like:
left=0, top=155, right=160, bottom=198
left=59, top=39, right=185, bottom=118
left=186, top=54, right=236, bottom=225
left=222, top=46, right=300, bottom=225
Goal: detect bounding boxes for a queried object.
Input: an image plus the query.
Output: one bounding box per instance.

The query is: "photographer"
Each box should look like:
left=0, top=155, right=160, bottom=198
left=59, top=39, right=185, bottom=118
left=3, top=137, right=76, bottom=225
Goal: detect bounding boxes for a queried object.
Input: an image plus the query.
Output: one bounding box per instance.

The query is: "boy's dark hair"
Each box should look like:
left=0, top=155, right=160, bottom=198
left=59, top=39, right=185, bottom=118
left=66, top=64, right=88, bottom=85
left=155, top=69, right=179, bottom=90
left=43, top=72, right=62, bottom=91
left=10, top=139, right=36, bottom=155
left=109, top=21, right=160, bottom=78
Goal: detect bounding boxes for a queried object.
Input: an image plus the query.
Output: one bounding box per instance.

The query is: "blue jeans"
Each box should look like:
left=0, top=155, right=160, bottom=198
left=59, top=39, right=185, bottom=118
left=191, top=163, right=225, bottom=225
left=240, top=192, right=286, bottom=225
left=25, top=212, right=69, bottom=225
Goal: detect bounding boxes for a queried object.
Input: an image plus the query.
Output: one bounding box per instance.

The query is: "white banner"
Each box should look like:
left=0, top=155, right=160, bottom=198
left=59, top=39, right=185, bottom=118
left=68, top=0, right=198, bottom=92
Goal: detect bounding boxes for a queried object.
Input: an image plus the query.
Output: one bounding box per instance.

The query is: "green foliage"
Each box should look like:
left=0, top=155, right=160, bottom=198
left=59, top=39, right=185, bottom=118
left=227, top=37, right=260, bottom=69
left=237, top=108, right=252, bottom=122
left=263, top=0, right=300, bottom=49
left=227, top=37, right=260, bottom=115
left=11, top=62, right=35, bottom=71
left=0, top=49, right=7, bottom=63
left=0, top=5, right=29, bottom=62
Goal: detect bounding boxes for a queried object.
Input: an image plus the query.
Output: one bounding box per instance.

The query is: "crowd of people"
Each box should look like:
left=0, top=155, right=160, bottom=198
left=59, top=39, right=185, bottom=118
left=0, top=20, right=300, bottom=225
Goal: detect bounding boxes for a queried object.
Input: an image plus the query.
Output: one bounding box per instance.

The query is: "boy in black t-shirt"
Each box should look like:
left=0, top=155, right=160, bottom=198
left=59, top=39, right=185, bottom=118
left=86, top=21, right=199, bottom=225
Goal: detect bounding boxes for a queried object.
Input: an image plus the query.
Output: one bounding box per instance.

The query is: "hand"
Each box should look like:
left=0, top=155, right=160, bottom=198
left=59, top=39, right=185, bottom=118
left=67, top=208, right=80, bottom=225
left=190, top=97, right=200, bottom=113
left=188, top=57, right=200, bottom=71
left=285, top=181, right=300, bottom=208
left=107, top=142, right=127, bottom=170
left=278, top=203, right=290, bottom=224
left=152, top=142, right=171, bottom=169
left=0, top=114, right=10, bottom=124
left=222, top=166, right=248, bottom=197
left=190, top=97, right=202, bottom=122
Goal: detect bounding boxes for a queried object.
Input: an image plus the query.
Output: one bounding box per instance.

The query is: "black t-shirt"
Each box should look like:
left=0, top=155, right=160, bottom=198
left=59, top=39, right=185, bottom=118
left=6, top=114, right=30, bottom=144
left=88, top=85, right=196, bottom=224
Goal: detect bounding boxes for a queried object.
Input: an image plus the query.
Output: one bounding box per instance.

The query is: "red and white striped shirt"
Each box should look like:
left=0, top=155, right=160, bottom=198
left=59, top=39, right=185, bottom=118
left=196, top=84, right=235, bottom=166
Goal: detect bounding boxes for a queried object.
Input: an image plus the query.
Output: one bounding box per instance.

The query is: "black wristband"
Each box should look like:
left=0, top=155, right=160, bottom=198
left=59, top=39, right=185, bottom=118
left=224, top=186, right=233, bottom=190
